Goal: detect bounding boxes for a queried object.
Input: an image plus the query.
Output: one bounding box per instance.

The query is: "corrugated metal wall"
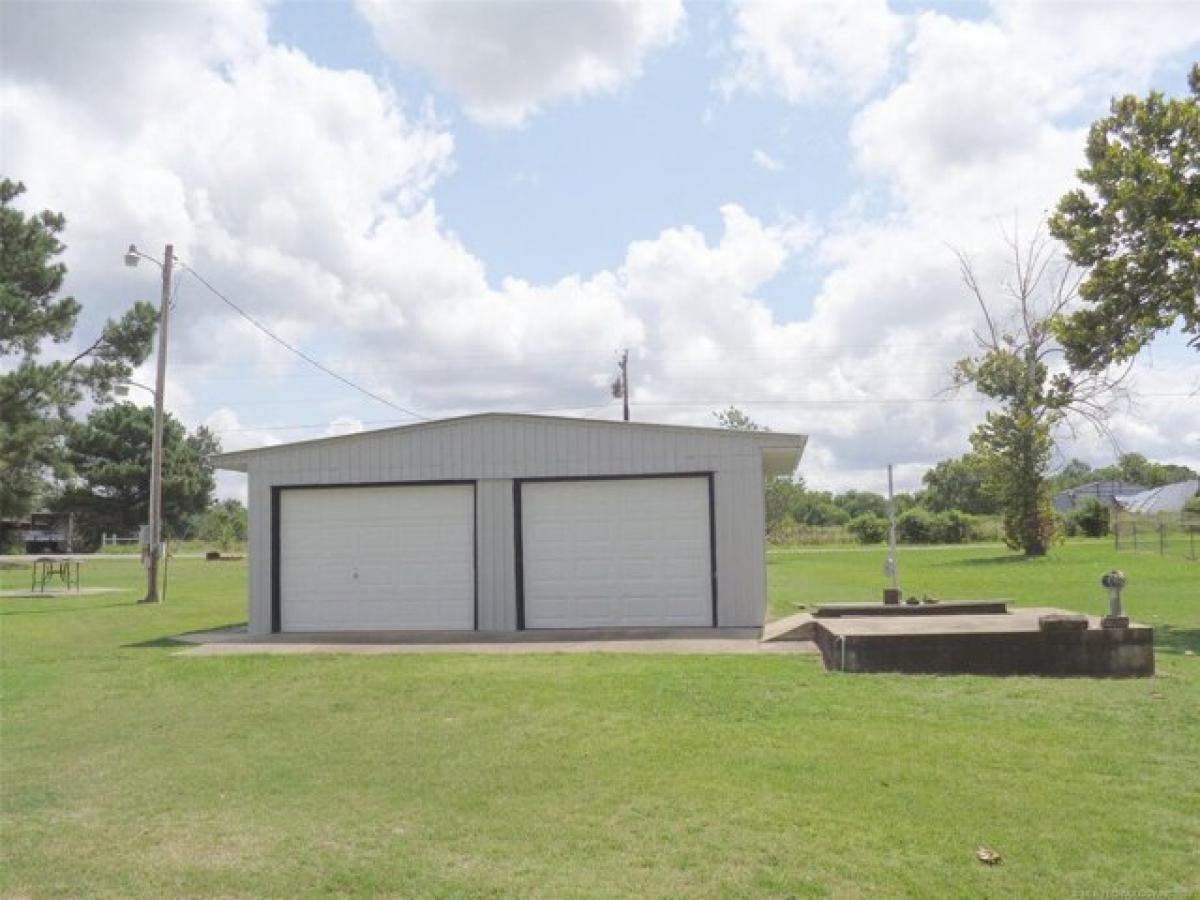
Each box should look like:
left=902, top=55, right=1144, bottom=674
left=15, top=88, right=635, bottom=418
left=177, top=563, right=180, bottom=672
left=242, top=417, right=796, bottom=633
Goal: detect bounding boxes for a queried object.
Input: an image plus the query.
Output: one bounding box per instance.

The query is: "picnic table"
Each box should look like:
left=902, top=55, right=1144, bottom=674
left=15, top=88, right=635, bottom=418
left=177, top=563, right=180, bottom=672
left=31, top=557, right=81, bottom=593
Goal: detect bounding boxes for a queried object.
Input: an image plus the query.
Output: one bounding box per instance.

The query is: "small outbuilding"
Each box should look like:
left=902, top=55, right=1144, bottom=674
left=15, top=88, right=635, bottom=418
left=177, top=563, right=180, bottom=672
left=214, top=413, right=806, bottom=636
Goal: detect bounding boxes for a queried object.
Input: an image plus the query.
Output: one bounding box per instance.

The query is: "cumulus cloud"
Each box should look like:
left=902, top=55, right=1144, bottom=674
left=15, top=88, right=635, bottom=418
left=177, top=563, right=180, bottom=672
left=722, top=0, right=904, bottom=103
left=355, top=0, right=685, bottom=126
left=2, top=0, right=1196, bottom=496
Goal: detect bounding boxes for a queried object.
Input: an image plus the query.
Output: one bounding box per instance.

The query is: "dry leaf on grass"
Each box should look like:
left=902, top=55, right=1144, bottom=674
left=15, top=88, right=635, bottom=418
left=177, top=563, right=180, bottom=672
left=975, top=846, right=1002, bottom=865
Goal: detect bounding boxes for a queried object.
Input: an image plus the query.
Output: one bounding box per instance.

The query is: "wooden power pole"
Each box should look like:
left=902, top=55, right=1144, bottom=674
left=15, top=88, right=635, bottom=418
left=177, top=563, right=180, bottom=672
left=612, top=349, right=630, bottom=421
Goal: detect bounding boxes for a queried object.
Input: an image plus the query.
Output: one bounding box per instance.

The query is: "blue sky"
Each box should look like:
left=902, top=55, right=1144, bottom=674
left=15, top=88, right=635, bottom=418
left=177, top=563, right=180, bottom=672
left=3, top=0, right=1198, bottom=497
left=270, top=0, right=847, bottom=317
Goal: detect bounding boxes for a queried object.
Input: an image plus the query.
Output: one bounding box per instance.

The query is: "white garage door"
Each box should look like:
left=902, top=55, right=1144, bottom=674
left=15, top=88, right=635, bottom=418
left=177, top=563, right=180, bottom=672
left=520, top=477, right=713, bottom=628
left=279, top=484, right=474, bottom=631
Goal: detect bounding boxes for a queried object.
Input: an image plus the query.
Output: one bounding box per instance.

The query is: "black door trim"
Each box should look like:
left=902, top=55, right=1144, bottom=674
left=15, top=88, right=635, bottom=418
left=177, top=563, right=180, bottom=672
left=512, top=472, right=718, bottom=630
left=270, top=479, right=478, bottom=634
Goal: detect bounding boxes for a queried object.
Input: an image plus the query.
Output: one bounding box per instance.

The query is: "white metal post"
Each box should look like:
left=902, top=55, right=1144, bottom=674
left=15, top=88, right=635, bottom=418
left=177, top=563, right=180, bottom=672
left=885, top=463, right=900, bottom=595
left=142, top=244, right=173, bottom=604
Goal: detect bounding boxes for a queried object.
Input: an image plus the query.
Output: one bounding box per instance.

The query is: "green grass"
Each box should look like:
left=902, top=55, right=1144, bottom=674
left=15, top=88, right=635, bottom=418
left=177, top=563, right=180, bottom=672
left=95, top=539, right=247, bottom=555
left=768, top=540, right=1200, bottom=654
left=2, top=547, right=1197, bottom=898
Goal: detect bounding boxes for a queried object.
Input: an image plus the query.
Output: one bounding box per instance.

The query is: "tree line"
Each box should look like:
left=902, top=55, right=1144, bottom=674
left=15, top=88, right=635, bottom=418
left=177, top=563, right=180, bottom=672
left=753, top=449, right=1197, bottom=547
left=1, top=178, right=220, bottom=552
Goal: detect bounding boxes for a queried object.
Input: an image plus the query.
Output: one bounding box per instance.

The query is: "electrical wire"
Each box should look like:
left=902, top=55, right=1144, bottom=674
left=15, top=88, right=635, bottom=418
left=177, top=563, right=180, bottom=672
left=206, top=390, right=1195, bottom=436
left=175, top=263, right=427, bottom=420
left=210, top=402, right=619, bottom=434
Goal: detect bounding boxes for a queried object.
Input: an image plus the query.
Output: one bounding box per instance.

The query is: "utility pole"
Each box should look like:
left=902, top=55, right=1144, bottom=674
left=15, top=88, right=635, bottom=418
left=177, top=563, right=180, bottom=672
left=614, top=349, right=630, bottom=421
left=884, top=463, right=900, bottom=603
left=139, top=244, right=174, bottom=604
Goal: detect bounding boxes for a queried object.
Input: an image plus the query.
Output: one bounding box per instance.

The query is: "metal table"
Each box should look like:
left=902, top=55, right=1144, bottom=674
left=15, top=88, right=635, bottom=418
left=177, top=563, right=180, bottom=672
left=31, top=557, right=81, bottom=592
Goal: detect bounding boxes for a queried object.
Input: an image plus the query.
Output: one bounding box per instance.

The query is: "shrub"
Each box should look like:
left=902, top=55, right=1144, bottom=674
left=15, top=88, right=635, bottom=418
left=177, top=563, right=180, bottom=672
left=1184, top=496, right=1200, bottom=532
left=1071, top=498, right=1111, bottom=538
left=792, top=498, right=850, bottom=527
left=766, top=514, right=798, bottom=544
left=896, top=507, right=935, bottom=543
left=930, top=510, right=975, bottom=544
left=1057, top=513, right=1079, bottom=538
left=847, top=513, right=888, bottom=544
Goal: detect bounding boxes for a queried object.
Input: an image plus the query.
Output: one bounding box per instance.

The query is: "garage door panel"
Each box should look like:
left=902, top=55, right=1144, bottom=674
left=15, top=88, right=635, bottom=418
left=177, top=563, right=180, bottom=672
left=279, top=484, right=474, bottom=632
left=521, top=477, right=713, bottom=628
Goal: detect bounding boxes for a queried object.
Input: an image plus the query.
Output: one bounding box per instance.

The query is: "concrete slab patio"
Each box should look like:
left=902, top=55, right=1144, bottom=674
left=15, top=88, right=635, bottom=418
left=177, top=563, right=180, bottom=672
left=812, top=606, right=1154, bottom=676
left=172, top=626, right=821, bottom=657
left=0, top=587, right=123, bottom=599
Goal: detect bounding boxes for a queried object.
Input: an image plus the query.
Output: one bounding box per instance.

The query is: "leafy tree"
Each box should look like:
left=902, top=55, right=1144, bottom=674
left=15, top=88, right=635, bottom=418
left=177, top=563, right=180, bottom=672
left=0, top=179, right=157, bottom=518
left=764, top=477, right=798, bottom=535
left=1050, top=458, right=1097, bottom=491
left=833, top=490, right=888, bottom=519
left=1108, top=452, right=1196, bottom=488
left=713, top=406, right=766, bottom=431
left=788, top=490, right=849, bottom=527
left=919, top=453, right=997, bottom=514
left=1067, top=452, right=1198, bottom=489
left=197, top=499, right=248, bottom=551
left=1049, top=64, right=1200, bottom=368
left=847, top=513, right=888, bottom=544
left=953, top=229, right=1123, bottom=556
left=56, top=403, right=217, bottom=548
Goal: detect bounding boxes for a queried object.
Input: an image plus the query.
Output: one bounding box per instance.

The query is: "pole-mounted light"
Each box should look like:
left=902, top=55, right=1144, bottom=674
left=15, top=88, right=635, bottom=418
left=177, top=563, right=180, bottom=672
left=123, top=242, right=174, bottom=604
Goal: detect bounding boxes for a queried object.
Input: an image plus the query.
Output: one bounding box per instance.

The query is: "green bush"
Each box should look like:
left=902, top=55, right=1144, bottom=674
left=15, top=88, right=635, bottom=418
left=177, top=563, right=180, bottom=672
left=847, top=513, right=888, bottom=544
left=1070, top=499, right=1111, bottom=538
left=930, top=510, right=975, bottom=544
left=1183, top=497, right=1200, bottom=532
left=1058, top=513, right=1079, bottom=538
left=896, top=507, right=935, bottom=543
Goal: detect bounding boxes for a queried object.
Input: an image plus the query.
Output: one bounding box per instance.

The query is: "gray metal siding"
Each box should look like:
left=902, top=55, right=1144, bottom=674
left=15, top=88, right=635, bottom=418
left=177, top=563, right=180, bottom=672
left=246, top=467, right=272, bottom=634
left=240, top=418, right=788, bottom=633
left=476, top=479, right=517, bottom=631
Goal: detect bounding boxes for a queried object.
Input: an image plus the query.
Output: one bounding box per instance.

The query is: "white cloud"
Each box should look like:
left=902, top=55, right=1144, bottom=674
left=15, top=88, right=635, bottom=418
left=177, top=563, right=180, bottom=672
left=752, top=148, right=783, bottom=171
left=723, top=0, right=904, bottom=103
left=355, top=0, right=685, bottom=127
left=2, top=0, right=1196, bottom=498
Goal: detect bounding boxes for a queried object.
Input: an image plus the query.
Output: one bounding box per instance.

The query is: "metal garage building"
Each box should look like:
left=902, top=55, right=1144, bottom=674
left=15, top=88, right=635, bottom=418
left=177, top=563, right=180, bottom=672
left=214, top=413, right=806, bottom=636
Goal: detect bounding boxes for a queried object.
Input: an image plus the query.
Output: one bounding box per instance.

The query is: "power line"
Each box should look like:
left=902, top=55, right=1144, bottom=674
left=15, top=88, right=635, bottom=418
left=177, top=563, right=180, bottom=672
left=206, top=390, right=1195, bottom=435
left=209, top=402, right=619, bottom=434
left=630, top=397, right=990, bottom=406
left=161, top=346, right=969, bottom=372
left=176, top=264, right=427, bottom=420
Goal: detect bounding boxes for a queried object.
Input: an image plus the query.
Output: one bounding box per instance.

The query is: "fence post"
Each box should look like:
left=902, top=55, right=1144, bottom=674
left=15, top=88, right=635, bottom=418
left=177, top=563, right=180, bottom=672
left=1159, top=521, right=1165, bottom=556
left=1133, top=521, right=1138, bottom=551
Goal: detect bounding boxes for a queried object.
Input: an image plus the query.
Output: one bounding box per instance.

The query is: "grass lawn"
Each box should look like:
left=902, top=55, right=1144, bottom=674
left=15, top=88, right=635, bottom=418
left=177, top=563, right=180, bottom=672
left=2, top=545, right=1197, bottom=898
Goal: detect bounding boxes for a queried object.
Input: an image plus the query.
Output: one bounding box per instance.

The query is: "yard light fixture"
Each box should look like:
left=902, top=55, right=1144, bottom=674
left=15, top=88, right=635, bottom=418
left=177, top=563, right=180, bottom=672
left=1101, top=570, right=1128, bottom=629
left=113, top=379, right=155, bottom=399
left=122, top=242, right=175, bottom=604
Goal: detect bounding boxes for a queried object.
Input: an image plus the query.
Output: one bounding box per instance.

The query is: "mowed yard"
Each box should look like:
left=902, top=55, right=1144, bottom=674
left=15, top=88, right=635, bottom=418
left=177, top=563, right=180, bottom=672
left=1, top=544, right=1197, bottom=898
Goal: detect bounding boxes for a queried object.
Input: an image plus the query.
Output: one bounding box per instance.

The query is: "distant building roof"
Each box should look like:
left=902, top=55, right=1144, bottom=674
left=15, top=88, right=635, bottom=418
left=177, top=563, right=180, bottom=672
left=1053, top=480, right=1148, bottom=514
left=1114, top=480, right=1200, bottom=516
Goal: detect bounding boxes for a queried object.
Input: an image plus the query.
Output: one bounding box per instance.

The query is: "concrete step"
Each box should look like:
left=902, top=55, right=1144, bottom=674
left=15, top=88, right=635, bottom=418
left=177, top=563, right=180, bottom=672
left=761, top=611, right=817, bottom=642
